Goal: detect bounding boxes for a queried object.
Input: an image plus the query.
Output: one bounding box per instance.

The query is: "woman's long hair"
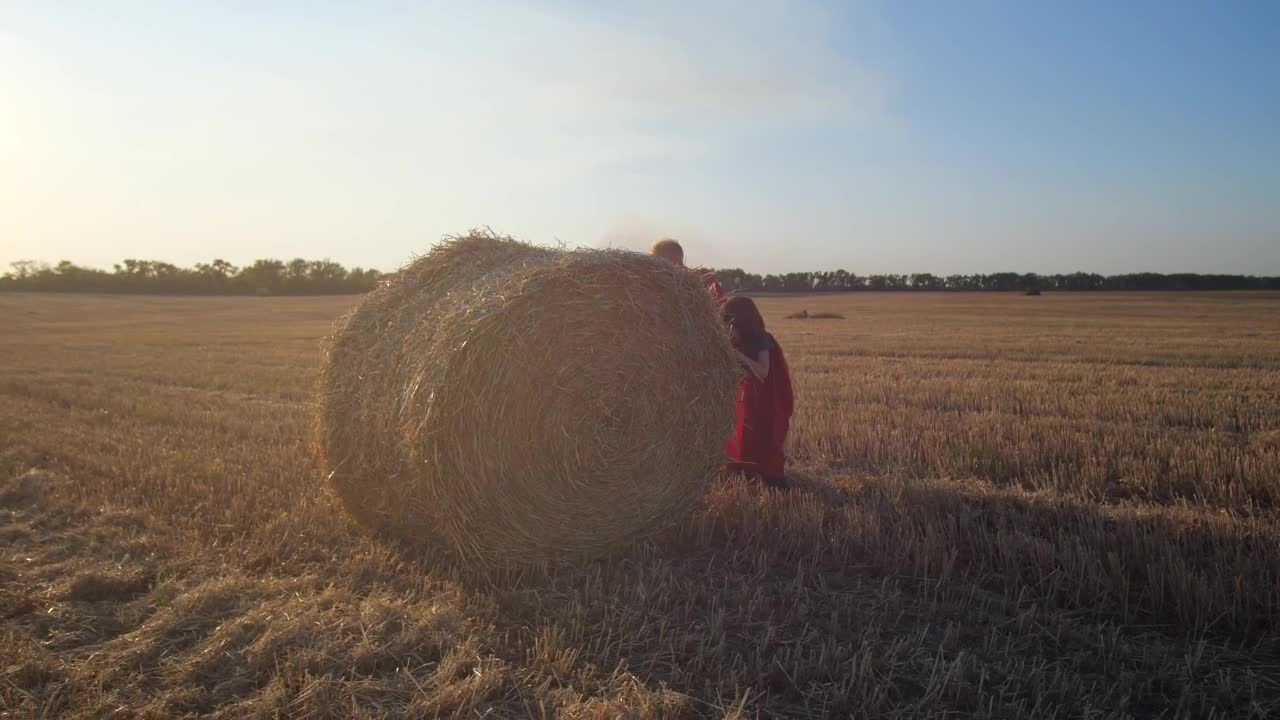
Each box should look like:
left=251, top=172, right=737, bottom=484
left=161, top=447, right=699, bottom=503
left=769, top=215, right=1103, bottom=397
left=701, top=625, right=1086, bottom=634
left=721, top=295, right=765, bottom=349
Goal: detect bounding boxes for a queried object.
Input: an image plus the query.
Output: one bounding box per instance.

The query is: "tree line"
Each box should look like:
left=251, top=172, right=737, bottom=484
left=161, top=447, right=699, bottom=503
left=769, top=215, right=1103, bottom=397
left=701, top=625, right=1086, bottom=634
left=3, top=259, right=1278, bottom=295
left=1, top=259, right=382, bottom=295
left=712, top=270, right=1280, bottom=293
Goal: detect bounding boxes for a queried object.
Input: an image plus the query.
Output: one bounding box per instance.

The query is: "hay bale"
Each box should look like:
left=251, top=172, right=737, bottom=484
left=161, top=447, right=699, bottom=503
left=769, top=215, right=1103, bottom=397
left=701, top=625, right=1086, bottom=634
left=785, top=310, right=845, bottom=320
left=319, top=231, right=739, bottom=565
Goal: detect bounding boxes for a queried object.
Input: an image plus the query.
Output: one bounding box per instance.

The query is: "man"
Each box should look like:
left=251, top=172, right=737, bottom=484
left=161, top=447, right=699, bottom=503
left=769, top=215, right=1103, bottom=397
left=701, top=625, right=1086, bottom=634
left=650, top=238, right=727, bottom=305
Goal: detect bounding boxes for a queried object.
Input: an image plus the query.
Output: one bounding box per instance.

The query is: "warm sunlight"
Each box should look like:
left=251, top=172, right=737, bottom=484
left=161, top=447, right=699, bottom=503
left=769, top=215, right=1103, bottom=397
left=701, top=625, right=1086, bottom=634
left=2, top=3, right=1278, bottom=718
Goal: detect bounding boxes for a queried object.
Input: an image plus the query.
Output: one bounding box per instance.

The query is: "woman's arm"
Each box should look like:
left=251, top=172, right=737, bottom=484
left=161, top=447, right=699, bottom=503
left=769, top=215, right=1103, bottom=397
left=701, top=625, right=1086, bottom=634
left=737, top=349, right=770, bottom=380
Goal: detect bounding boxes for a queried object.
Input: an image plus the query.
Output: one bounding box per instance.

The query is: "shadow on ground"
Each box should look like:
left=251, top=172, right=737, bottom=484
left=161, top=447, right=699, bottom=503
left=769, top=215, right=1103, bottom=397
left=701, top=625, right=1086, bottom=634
left=393, top=470, right=1280, bottom=718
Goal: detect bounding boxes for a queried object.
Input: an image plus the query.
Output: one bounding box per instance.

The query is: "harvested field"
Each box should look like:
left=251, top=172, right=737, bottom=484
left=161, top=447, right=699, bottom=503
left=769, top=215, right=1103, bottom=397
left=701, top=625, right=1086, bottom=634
left=2, top=290, right=1279, bottom=718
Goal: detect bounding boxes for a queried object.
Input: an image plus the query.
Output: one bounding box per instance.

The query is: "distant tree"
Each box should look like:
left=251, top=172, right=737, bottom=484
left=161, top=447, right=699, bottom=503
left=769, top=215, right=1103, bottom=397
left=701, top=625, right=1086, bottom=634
left=1053, top=272, right=1104, bottom=291
left=782, top=272, right=809, bottom=292
left=306, top=260, right=349, bottom=293
left=713, top=268, right=740, bottom=290
left=239, top=259, right=286, bottom=295
left=286, top=258, right=311, bottom=285
left=10, top=260, right=48, bottom=278
left=346, top=267, right=382, bottom=292
left=986, top=272, right=1020, bottom=291
left=910, top=273, right=944, bottom=290
left=193, top=260, right=237, bottom=293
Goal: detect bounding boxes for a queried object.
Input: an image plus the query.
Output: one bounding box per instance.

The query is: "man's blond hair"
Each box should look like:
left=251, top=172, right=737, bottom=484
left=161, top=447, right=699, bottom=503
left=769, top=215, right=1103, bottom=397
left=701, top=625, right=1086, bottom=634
left=650, top=238, right=684, bottom=264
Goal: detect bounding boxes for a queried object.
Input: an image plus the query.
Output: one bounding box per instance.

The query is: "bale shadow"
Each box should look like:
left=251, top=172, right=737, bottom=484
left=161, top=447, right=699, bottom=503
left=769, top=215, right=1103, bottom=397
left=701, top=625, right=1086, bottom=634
left=388, top=471, right=1280, bottom=717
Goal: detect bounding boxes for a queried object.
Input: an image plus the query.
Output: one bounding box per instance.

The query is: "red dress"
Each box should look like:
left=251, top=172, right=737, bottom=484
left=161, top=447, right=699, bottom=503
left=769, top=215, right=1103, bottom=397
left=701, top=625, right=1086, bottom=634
left=724, top=333, right=794, bottom=479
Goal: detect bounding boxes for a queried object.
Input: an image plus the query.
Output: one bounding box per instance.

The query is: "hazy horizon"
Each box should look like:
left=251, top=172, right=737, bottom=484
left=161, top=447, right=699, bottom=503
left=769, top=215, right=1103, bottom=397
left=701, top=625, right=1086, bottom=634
left=4, top=1, right=1277, bottom=276
left=9, top=244, right=1280, bottom=280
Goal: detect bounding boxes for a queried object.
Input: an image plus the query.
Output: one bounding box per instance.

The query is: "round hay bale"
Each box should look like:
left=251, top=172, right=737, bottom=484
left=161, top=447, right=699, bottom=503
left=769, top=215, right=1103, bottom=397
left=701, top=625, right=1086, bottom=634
left=318, top=231, right=739, bottom=565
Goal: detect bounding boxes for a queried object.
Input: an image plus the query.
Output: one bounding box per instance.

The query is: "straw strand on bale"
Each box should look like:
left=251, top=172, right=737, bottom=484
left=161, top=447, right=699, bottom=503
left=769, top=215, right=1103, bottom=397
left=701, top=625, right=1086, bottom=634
left=318, top=231, right=740, bottom=565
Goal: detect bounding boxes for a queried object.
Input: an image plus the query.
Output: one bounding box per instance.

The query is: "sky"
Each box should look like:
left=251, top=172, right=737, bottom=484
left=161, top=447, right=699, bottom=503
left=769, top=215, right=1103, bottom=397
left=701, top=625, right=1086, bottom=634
left=2, top=1, right=1277, bottom=275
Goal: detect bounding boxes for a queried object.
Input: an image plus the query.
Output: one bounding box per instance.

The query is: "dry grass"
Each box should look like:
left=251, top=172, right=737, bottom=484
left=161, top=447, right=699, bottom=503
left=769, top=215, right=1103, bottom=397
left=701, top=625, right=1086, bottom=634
left=1, top=290, right=1278, bottom=718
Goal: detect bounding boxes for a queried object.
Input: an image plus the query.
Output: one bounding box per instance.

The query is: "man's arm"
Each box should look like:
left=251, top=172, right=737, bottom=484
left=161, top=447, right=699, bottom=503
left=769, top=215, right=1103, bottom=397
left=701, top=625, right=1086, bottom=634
left=701, top=271, right=727, bottom=304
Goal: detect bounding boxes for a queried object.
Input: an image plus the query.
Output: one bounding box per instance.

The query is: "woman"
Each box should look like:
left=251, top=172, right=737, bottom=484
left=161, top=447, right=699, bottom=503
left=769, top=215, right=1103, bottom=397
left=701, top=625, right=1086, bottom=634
left=721, top=296, right=794, bottom=489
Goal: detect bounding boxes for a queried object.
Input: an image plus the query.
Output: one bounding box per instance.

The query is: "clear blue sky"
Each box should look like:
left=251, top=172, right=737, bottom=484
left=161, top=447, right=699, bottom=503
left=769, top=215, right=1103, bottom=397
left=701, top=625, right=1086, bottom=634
left=3, top=1, right=1277, bottom=274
